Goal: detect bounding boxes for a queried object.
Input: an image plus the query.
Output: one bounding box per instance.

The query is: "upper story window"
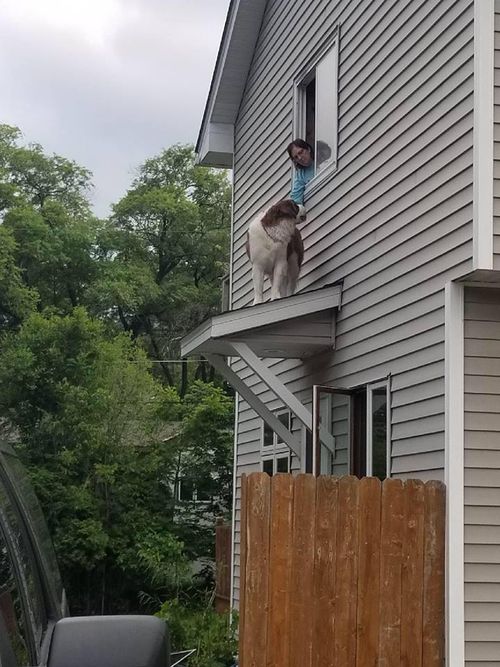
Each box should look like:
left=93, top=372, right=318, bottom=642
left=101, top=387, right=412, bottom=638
left=294, top=29, right=339, bottom=193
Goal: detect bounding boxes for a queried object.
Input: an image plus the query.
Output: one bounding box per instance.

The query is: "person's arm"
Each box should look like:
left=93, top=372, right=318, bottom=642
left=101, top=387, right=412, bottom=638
left=289, top=169, right=306, bottom=205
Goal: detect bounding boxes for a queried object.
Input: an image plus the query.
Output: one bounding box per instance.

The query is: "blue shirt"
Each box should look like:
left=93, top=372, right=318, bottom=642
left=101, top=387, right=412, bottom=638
left=290, top=164, right=314, bottom=205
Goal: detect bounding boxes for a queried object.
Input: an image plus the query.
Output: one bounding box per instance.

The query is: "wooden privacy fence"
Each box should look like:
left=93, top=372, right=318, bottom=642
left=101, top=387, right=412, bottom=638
left=215, top=521, right=232, bottom=613
left=239, top=473, right=445, bottom=667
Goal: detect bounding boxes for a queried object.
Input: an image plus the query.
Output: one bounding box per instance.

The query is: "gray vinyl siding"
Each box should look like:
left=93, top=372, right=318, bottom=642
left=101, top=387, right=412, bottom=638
left=494, top=1, right=500, bottom=268
left=464, top=287, right=500, bottom=664
left=230, top=0, right=474, bottom=606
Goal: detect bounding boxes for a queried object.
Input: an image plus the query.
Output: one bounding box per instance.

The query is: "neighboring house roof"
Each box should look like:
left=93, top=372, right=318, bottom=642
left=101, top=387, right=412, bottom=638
left=158, top=422, right=182, bottom=443
left=196, top=0, right=268, bottom=167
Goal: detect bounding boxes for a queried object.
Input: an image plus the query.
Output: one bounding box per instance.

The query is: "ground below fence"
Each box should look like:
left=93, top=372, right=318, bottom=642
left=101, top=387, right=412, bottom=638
left=239, top=473, right=445, bottom=667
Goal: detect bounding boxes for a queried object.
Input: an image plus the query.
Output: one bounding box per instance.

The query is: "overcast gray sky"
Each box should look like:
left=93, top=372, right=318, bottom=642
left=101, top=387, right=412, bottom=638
left=0, top=0, right=230, bottom=216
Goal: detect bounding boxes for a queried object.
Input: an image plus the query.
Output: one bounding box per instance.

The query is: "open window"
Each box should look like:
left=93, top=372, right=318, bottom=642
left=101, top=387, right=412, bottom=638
left=261, top=410, right=292, bottom=475
left=313, top=380, right=390, bottom=479
left=294, top=29, right=339, bottom=189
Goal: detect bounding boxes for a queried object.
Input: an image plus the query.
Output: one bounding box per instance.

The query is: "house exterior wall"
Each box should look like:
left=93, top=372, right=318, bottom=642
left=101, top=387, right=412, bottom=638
left=494, top=0, right=500, bottom=268
left=464, top=286, right=500, bottom=664
left=230, top=0, right=475, bottom=606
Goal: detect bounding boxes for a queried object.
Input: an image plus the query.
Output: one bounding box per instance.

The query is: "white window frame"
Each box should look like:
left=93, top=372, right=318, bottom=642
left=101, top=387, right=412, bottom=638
left=176, top=478, right=211, bottom=504
left=261, top=409, right=291, bottom=452
left=261, top=409, right=293, bottom=474
left=366, top=380, right=391, bottom=478
left=261, top=451, right=291, bottom=476
left=293, top=27, right=339, bottom=199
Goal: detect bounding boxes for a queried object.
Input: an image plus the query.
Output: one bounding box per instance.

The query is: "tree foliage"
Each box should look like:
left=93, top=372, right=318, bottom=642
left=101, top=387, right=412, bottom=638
left=157, top=600, right=237, bottom=667
left=0, top=126, right=234, bottom=619
left=0, top=124, right=98, bottom=317
left=0, top=308, right=169, bottom=610
left=90, top=145, right=231, bottom=387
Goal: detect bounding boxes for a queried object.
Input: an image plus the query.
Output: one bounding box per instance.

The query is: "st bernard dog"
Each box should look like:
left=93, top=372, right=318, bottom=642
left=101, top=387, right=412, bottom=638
left=245, top=199, right=306, bottom=305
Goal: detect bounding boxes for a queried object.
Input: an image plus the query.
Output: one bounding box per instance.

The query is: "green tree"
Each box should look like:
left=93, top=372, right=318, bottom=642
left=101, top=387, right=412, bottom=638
left=0, top=124, right=92, bottom=215
left=0, top=225, right=38, bottom=329
left=90, top=145, right=231, bottom=390
left=0, top=124, right=99, bottom=315
left=0, top=126, right=235, bottom=620
left=0, top=308, right=183, bottom=612
left=0, top=308, right=234, bottom=613
left=160, top=381, right=234, bottom=562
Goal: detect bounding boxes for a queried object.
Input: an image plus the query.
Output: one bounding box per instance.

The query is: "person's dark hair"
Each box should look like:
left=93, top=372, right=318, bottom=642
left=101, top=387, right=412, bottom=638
left=286, top=139, right=314, bottom=169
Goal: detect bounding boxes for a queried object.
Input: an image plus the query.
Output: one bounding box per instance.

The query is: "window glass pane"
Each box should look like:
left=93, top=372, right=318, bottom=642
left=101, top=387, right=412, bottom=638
left=331, top=393, right=350, bottom=477
left=196, top=487, right=211, bottom=502
left=179, top=479, right=195, bottom=501
left=275, top=412, right=290, bottom=446
left=263, top=422, right=273, bottom=447
left=371, top=388, right=388, bottom=480
left=262, top=459, right=274, bottom=477
left=276, top=456, right=289, bottom=474
left=305, top=78, right=316, bottom=154
left=352, top=390, right=367, bottom=478
left=315, top=47, right=337, bottom=173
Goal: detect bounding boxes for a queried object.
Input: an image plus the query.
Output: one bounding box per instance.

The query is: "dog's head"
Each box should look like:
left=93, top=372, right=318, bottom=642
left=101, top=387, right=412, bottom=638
left=262, top=199, right=307, bottom=226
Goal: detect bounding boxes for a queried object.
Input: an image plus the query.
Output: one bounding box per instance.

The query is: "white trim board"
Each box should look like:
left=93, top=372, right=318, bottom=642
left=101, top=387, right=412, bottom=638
left=473, top=0, right=494, bottom=270
left=444, top=281, right=465, bottom=666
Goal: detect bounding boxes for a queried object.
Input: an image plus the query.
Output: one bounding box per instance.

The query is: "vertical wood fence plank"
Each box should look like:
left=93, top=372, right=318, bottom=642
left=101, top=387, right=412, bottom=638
left=241, top=473, right=271, bottom=667
left=401, top=479, right=425, bottom=667
left=378, top=478, right=405, bottom=666
left=335, top=476, right=359, bottom=667
left=267, top=474, right=294, bottom=667
left=290, top=474, right=317, bottom=667
left=313, top=476, right=339, bottom=667
left=215, top=522, right=231, bottom=612
left=356, top=477, right=382, bottom=667
left=238, top=474, right=247, bottom=667
left=423, top=481, right=446, bottom=667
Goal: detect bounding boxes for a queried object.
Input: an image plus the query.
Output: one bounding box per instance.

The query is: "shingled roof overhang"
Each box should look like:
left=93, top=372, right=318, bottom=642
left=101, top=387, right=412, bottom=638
left=195, top=0, right=268, bottom=167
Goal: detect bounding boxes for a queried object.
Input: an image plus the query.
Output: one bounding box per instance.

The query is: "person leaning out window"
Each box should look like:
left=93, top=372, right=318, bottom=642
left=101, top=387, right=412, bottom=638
left=287, top=139, right=314, bottom=205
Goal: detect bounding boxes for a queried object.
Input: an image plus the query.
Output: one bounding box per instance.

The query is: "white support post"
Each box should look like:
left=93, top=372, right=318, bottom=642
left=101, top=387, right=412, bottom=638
left=229, top=341, right=336, bottom=452
left=205, top=353, right=303, bottom=457
left=473, top=0, right=494, bottom=270
left=445, top=281, right=465, bottom=666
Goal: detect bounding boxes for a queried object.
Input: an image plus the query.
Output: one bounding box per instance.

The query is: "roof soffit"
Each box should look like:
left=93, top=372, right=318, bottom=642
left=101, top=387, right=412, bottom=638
left=196, top=0, right=268, bottom=154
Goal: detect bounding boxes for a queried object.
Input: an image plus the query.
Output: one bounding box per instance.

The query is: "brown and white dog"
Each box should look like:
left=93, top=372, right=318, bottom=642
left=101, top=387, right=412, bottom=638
left=245, top=199, right=305, bottom=305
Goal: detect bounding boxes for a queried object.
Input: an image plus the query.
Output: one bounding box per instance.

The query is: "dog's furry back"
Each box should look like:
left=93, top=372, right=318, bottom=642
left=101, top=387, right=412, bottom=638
left=246, top=199, right=305, bottom=304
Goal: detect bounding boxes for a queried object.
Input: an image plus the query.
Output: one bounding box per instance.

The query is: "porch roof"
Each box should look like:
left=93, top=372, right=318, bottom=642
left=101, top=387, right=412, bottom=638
left=180, top=285, right=342, bottom=360
left=181, top=285, right=341, bottom=459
